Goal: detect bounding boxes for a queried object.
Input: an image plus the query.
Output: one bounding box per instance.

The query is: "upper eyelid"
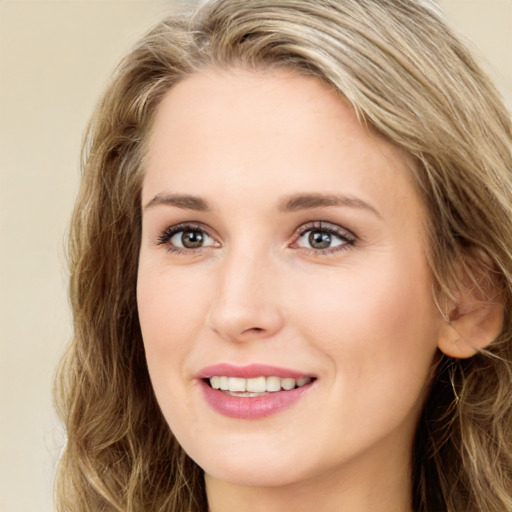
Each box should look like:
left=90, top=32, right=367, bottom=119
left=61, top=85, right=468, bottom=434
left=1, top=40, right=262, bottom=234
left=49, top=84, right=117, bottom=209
left=160, top=221, right=213, bottom=235
left=295, top=221, right=355, bottom=239
left=156, top=222, right=216, bottom=244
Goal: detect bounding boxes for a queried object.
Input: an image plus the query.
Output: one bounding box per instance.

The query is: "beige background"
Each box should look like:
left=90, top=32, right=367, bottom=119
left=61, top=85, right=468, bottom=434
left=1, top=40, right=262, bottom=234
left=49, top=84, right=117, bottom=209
left=1, top=1, right=510, bottom=511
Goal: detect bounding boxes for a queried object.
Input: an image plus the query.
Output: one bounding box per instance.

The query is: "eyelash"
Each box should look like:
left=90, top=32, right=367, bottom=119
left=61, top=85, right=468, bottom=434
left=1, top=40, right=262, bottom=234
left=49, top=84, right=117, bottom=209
left=156, top=221, right=356, bottom=255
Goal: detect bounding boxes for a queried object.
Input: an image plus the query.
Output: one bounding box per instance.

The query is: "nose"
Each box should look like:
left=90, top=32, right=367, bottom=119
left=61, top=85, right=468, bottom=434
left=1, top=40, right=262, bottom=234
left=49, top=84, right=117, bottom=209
left=205, top=247, right=285, bottom=343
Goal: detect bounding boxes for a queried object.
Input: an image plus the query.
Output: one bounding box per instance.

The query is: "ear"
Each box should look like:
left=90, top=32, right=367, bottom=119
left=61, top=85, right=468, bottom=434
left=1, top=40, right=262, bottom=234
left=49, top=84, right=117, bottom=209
left=437, top=259, right=504, bottom=359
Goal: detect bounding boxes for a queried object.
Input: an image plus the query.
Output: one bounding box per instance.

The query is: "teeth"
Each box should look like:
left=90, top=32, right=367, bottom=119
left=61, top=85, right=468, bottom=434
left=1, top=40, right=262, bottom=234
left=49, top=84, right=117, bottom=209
left=219, top=376, right=229, bottom=391
left=228, top=377, right=246, bottom=392
left=246, top=377, right=266, bottom=392
left=208, top=376, right=313, bottom=393
left=281, top=378, right=295, bottom=390
left=266, top=376, right=281, bottom=392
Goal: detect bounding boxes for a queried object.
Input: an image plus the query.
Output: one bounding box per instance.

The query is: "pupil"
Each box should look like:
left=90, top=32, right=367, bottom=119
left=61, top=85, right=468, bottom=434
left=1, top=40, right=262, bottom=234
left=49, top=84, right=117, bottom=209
left=182, top=230, right=204, bottom=248
left=309, top=231, right=331, bottom=249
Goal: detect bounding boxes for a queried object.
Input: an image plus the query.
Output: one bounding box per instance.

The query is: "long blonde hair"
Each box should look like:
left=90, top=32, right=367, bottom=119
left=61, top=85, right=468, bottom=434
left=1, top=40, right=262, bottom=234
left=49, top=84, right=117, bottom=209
left=55, top=1, right=512, bottom=510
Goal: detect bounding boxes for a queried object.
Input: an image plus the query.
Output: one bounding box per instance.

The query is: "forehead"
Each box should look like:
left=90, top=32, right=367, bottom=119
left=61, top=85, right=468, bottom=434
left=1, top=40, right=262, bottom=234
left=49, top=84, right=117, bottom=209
left=147, top=68, right=380, bottom=164
left=143, top=67, right=420, bottom=219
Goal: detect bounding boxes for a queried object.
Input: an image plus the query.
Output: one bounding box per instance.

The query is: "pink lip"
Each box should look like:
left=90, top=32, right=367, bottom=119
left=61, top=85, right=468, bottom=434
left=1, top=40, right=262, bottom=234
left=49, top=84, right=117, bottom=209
left=197, top=363, right=313, bottom=380
left=197, top=363, right=316, bottom=420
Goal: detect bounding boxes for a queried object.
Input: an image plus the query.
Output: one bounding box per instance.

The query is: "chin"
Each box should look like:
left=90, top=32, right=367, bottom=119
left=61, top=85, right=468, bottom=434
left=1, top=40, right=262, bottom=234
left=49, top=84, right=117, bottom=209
left=203, top=461, right=307, bottom=488
left=187, top=437, right=312, bottom=488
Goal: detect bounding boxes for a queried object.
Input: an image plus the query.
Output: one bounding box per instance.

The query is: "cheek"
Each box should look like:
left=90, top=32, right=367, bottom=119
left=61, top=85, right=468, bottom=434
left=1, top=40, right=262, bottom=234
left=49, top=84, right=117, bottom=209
left=136, top=265, right=211, bottom=434
left=283, top=259, right=440, bottom=458
left=136, top=264, right=211, bottom=391
left=296, top=255, right=440, bottom=394
left=138, top=263, right=208, bottom=343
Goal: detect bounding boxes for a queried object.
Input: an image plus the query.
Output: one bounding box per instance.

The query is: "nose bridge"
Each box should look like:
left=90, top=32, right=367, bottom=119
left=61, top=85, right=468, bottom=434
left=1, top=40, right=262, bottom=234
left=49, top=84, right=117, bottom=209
left=206, top=240, right=283, bottom=341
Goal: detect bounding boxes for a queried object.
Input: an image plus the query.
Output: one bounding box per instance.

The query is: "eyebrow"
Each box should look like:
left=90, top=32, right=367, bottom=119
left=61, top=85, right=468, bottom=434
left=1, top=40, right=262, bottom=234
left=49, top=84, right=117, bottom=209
left=279, top=193, right=381, bottom=218
left=144, top=193, right=211, bottom=212
left=143, top=191, right=381, bottom=218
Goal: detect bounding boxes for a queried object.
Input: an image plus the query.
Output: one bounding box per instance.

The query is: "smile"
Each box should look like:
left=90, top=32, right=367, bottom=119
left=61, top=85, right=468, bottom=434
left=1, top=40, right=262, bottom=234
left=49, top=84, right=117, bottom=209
left=208, top=376, right=313, bottom=395
left=198, top=364, right=317, bottom=419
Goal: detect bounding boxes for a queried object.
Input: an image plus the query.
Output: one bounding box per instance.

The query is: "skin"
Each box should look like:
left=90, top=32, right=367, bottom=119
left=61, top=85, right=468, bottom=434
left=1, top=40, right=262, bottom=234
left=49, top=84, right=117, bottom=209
left=137, top=68, right=446, bottom=512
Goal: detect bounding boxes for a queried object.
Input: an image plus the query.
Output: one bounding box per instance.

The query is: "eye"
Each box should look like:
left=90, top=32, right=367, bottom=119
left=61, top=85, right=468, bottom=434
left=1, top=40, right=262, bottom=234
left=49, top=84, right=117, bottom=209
left=171, top=229, right=211, bottom=249
left=157, top=223, right=217, bottom=253
left=294, top=222, right=355, bottom=252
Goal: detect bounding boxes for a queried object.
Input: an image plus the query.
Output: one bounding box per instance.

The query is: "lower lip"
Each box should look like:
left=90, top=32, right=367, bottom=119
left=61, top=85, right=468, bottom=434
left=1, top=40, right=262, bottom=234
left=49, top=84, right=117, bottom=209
left=199, top=380, right=314, bottom=419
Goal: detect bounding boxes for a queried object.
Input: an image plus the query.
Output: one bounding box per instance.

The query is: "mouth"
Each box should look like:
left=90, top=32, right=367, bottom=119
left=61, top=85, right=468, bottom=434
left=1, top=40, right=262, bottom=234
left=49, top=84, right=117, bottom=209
left=205, top=375, right=314, bottom=397
left=197, top=364, right=317, bottom=419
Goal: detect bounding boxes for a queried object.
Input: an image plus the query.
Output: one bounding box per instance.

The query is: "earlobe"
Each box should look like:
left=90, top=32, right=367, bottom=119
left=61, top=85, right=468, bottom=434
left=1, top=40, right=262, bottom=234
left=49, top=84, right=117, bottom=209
left=437, top=298, right=504, bottom=359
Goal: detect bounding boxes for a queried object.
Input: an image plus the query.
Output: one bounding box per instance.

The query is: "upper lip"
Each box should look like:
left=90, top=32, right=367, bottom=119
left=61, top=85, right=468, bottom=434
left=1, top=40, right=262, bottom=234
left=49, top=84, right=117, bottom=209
left=197, top=363, right=316, bottom=380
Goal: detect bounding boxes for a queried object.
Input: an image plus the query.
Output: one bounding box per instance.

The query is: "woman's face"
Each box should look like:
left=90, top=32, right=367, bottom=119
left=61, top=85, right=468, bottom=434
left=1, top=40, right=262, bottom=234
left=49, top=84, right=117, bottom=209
left=137, top=68, right=444, bottom=488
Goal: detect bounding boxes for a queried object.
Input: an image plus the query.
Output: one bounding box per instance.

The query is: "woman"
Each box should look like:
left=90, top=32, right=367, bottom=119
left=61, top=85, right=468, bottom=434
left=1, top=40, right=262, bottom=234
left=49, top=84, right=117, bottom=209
left=55, top=1, right=512, bottom=511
